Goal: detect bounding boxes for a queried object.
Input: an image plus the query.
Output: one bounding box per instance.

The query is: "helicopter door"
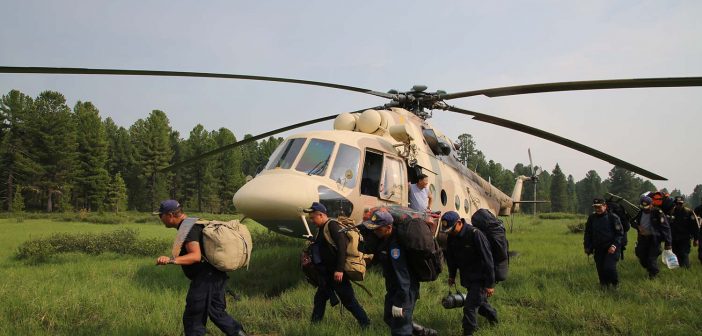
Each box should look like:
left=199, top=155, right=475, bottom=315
left=360, top=151, right=383, bottom=197
left=379, top=155, right=405, bottom=204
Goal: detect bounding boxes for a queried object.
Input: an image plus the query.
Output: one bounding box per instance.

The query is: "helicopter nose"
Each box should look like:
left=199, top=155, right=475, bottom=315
left=233, top=172, right=319, bottom=232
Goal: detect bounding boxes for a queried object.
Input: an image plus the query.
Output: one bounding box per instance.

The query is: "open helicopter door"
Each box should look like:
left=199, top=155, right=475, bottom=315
left=359, top=150, right=406, bottom=206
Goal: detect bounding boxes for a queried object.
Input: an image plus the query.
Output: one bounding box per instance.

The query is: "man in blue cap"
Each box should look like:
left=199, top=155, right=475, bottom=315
left=154, top=200, right=247, bottom=336
left=443, top=211, right=498, bottom=336
left=632, top=195, right=672, bottom=279
left=361, top=208, right=418, bottom=336
left=304, top=202, right=370, bottom=328
left=668, top=196, right=699, bottom=268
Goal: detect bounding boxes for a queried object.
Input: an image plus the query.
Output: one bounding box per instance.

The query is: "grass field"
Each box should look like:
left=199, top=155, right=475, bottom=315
left=1, top=213, right=702, bottom=335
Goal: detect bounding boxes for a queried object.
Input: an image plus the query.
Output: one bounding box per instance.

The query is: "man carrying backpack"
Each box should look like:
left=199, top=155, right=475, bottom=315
left=632, top=196, right=672, bottom=279
left=668, top=196, right=699, bottom=268
left=360, top=208, right=419, bottom=336
left=305, top=202, right=370, bottom=328
left=154, top=200, right=247, bottom=336
left=443, top=211, right=498, bottom=336
left=583, top=198, right=624, bottom=289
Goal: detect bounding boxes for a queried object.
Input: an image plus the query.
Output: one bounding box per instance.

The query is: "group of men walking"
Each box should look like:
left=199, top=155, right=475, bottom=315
left=584, top=194, right=700, bottom=289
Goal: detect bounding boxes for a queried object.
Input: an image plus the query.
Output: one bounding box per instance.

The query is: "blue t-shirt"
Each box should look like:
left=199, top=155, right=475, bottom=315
left=408, top=183, right=429, bottom=211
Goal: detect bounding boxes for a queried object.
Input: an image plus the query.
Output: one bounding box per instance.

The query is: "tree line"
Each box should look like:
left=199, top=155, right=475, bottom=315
left=456, top=133, right=702, bottom=214
left=0, top=89, right=281, bottom=213
left=2, top=88, right=699, bottom=215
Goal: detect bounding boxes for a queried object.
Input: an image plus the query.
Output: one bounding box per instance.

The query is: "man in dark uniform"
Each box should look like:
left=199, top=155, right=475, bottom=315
left=695, top=204, right=702, bottom=264
left=583, top=198, right=625, bottom=288
left=361, top=209, right=418, bottom=336
left=305, top=202, right=370, bottom=327
left=632, top=195, right=673, bottom=279
left=154, top=200, right=247, bottom=336
left=443, top=211, right=498, bottom=336
left=668, top=196, right=699, bottom=268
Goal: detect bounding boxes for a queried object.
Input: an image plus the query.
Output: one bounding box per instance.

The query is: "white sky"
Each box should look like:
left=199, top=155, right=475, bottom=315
left=1, top=1, right=700, bottom=194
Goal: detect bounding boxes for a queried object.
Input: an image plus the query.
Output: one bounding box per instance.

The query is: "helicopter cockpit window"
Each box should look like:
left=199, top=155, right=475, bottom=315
left=295, top=138, right=335, bottom=176
left=330, top=144, right=360, bottom=188
left=266, top=138, right=305, bottom=170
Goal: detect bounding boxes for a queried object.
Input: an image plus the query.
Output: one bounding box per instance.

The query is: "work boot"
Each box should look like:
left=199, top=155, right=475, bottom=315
left=235, top=329, right=248, bottom=336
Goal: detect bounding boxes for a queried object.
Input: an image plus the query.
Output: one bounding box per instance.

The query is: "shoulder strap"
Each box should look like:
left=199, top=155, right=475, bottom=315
left=322, top=220, right=337, bottom=250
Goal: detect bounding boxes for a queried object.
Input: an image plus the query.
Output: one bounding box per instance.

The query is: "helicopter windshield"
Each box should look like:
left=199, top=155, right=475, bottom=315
left=295, top=139, right=335, bottom=176
left=266, top=138, right=305, bottom=170
left=329, top=144, right=360, bottom=188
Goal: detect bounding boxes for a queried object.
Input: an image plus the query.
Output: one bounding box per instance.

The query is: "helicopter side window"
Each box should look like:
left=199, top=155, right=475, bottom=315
left=266, top=138, right=305, bottom=170
left=360, top=151, right=383, bottom=197
left=380, top=156, right=404, bottom=203
left=329, top=144, right=360, bottom=188
left=295, top=138, right=335, bottom=176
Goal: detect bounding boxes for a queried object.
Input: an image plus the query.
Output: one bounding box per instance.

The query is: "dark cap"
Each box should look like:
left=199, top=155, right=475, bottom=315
left=303, top=202, right=327, bottom=214
left=440, top=211, right=462, bottom=233
left=640, top=196, right=653, bottom=206
left=674, top=196, right=685, bottom=204
left=361, top=209, right=394, bottom=230
left=592, top=198, right=606, bottom=207
left=152, top=200, right=181, bottom=215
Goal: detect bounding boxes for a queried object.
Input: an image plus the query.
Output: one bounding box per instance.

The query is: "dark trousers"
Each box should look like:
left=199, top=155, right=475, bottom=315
left=635, top=235, right=661, bottom=277
left=593, top=248, right=619, bottom=286
left=183, top=269, right=242, bottom=336
left=672, top=239, right=691, bottom=268
left=311, top=276, right=370, bottom=326
left=383, top=287, right=418, bottom=336
left=463, top=283, right=497, bottom=336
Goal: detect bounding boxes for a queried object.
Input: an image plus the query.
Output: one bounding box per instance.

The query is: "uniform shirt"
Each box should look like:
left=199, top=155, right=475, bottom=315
left=314, top=219, right=348, bottom=273
left=670, top=207, right=699, bottom=241
left=584, top=212, right=624, bottom=250
left=638, top=212, right=653, bottom=236
left=408, top=184, right=429, bottom=211
left=445, top=224, right=495, bottom=288
left=377, top=232, right=419, bottom=308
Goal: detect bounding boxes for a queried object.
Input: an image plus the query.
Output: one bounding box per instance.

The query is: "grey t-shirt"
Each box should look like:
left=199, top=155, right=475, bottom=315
left=408, top=183, right=429, bottom=211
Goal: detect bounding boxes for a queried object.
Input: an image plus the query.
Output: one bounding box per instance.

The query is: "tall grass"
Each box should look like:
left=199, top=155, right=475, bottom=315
left=1, top=214, right=701, bottom=335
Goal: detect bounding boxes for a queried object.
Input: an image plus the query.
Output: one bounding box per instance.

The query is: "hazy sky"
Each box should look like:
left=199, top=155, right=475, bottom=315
left=1, top=1, right=700, bottom=194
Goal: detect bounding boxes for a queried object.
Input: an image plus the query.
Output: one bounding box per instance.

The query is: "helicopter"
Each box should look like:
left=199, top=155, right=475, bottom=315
left=1, top=66, right=701, bottom=238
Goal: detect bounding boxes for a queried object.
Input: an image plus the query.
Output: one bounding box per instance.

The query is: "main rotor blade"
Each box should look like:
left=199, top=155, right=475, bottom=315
left=442, top=77, right=702, bottom=100
left=0, top=66, right=395, bottom=100
left=444, top=105, right=667, bottom=180
left=160, top=107, right=381, bottom=172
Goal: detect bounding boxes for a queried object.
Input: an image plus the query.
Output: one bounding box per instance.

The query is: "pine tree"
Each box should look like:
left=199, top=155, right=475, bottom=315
left=34, top=91, right=77, bottom=212
left=0, top=90, right=41, bottom=211
left=567, top=174, right=577, bottom=213
left=73, top=101, right=110, bottom=211
left=550, top=164, right=568, bottom=212
left=575, top=170, right=603, bottom=214
left=130, top=110, right=173, bottom=211
left=689, top=184, right=702, bottom=208
left=181, top=124, right=216, bottom=212
left=212, top=128, right=245, bottom=213
left=10, top=184, right=25, bottom=213
left=106, top=173, right=128, bottom=212
left=607, top=167, right=638, bottom=203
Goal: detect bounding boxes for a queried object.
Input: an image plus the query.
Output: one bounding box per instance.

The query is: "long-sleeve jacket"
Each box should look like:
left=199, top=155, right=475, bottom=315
left=669, top=206, right=699, bottom=241
left=584, top=212, right=624, bottom=252
left=445, top=224, right=495, bottom=288
left=377, top=232, right=419, bottom=308
left=314, top=219, right=348, bottom=273
left=632, top=208, right=672, bottom=247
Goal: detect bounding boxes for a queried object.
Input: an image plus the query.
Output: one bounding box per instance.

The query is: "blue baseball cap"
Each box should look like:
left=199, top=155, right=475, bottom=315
left=152, top=200, right=181, bottom=215
left=362, top=209, right=394, bottom=230
left=303, top=202, right=327, bottom=214
left=640, top=196, right=653, bottom=206
left=440, top=211, right=463, bottom=233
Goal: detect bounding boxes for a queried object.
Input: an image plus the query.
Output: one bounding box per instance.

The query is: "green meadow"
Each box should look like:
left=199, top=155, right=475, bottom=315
left=1, top=214, right=701, bottom=336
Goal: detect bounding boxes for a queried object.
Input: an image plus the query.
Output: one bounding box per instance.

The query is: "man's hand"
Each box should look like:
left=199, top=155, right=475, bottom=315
left=156, top=256, right=174, bottom=265
left=391, top=306, right=403, bottom=318
left=608, top=245, right=617, bottom=254
left=485, top=288, right=495, bottom=297
left=694, top=240, right=699, bottom=247
left=334, top=271, right=344, bottom=283
left=448, top=277, right=455, bottom=286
